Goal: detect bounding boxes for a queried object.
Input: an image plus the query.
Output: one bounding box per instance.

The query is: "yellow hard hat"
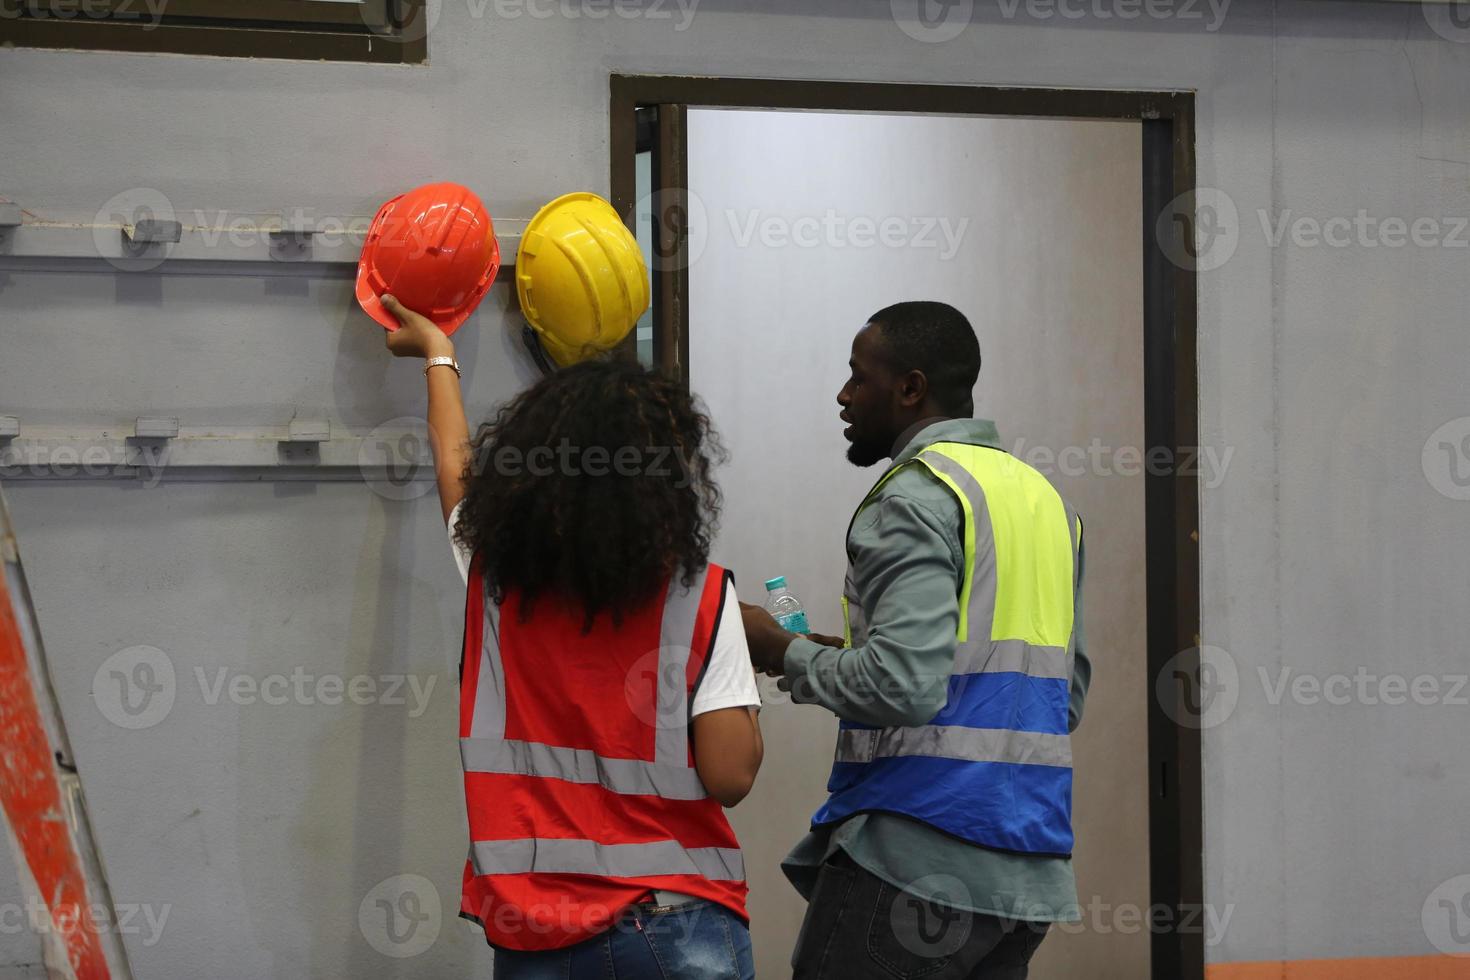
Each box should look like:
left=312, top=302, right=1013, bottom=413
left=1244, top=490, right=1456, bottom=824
left=516, top=192, right=650, bottom=367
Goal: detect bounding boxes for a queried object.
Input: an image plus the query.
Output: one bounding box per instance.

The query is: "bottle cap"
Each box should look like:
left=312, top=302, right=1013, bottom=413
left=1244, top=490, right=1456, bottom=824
left=764, top=576, right=787, bottom=591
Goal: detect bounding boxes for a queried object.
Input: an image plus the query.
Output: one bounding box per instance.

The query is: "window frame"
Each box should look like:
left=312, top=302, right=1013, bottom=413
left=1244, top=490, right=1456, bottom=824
left=0, top=0, right=427, bottom=64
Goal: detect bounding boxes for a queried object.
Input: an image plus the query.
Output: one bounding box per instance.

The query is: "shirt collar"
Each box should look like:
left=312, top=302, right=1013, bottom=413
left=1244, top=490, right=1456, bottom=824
left=890, top=417, right=1004, bottom=464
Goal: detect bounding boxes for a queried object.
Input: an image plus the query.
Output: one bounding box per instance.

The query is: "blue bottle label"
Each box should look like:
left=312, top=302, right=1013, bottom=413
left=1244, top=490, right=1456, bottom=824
left=776, top=610, right=810, bottom=634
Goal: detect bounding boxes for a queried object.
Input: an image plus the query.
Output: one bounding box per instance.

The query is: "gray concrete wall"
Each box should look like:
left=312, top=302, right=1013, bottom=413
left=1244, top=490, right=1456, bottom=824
left=2, top=0, right=1470, bottom=973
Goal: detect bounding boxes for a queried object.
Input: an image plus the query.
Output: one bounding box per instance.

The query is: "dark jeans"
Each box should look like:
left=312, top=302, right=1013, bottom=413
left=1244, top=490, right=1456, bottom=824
left=792, top=852, right=1050, bottom=980
left=493, top=897, right=755, bottom=980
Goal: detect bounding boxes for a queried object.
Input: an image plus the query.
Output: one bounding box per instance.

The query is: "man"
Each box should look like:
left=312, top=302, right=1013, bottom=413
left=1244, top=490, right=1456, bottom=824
left=741, top=301, right=1090, bottom=979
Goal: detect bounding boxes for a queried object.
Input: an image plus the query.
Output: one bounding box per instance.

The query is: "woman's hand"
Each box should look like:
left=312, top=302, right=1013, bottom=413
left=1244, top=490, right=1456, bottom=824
left=381, top=294, right=455, bottom=360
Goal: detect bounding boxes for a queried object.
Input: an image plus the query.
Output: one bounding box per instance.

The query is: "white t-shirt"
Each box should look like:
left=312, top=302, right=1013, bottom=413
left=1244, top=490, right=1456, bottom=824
left=448, top=502, right=760, bottom=717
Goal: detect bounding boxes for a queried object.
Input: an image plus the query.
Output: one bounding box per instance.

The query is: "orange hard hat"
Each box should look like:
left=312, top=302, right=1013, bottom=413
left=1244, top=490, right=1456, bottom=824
left=356, top=182, right=500, bottom=335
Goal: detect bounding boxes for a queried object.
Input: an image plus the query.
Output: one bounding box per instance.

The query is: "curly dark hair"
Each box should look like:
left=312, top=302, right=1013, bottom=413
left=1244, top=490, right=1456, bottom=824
left=453, top=359, right=725, bottom=630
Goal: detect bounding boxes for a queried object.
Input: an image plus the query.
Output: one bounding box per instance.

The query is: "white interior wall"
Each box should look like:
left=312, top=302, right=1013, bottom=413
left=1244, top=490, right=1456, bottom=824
left=3, top=0, right=1470, bottom=973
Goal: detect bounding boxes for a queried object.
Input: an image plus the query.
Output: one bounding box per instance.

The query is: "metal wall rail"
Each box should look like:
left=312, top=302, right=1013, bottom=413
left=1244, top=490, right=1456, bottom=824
left=0, top=207, right=526, bottom=278
left=0, top=423, right=436, bottom=485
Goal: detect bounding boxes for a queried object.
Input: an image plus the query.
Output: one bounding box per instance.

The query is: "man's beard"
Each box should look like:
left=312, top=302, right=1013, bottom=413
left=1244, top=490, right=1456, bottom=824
left=846, top=436, right=889, bottom=468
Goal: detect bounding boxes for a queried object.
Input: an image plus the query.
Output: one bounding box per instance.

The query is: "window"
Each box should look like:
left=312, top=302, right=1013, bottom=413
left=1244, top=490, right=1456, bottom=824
left=0, top=0, right=428, bottom=64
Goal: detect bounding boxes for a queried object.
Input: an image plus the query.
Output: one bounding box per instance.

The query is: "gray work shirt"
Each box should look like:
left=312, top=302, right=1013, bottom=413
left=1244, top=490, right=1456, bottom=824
left=780, top=417, right=1091, bottom=922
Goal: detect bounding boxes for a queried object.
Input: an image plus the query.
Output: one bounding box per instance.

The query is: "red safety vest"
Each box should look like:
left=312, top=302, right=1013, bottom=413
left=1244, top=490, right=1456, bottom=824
left=457, top=553, right=748, bottom=951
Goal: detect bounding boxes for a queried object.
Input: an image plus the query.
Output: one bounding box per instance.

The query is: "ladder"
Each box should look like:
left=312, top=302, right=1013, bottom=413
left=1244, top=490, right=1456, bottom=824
left=0, top=483, right=134, bottom=980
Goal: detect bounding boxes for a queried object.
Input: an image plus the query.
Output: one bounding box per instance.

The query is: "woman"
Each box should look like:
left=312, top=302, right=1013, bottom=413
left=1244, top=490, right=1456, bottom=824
left=381, top=295, right=762, bottom=979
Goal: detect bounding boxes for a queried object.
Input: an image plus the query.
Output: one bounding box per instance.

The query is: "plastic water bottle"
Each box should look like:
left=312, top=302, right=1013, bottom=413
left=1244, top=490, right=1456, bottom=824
left=764, top=576, right=811, bottom=635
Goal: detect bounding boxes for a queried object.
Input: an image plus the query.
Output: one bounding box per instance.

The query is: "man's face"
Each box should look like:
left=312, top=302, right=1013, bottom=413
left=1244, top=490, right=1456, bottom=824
left=837, top=323, right=901, bottom=467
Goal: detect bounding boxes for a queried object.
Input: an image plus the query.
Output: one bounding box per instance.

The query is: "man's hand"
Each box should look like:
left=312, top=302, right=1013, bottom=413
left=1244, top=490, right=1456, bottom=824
left=740, top=602, right=847, bottom=677
left=381, top=294, right=455, bottom=361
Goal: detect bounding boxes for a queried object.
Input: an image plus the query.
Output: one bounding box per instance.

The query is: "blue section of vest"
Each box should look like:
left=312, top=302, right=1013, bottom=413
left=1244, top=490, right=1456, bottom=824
left=814, top=756, right=1075, bottom=857
left=816, top=670, right=1073, bottom=857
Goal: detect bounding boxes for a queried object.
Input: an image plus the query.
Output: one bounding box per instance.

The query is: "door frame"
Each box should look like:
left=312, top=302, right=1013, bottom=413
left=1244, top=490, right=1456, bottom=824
left=610, top=73, right=1203, bottom=980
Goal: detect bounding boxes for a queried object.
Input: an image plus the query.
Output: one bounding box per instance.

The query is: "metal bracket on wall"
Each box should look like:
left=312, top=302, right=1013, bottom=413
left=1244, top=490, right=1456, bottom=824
left=0, top=425, right=434, bottom=485
left=122, top=219, right=182, bottom=245
left=0, top=209, right=525, bottom=279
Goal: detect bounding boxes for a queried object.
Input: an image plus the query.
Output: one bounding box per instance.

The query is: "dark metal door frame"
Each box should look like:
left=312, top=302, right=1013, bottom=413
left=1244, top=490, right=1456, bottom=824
left=610, top=73, right=1202, bottom=980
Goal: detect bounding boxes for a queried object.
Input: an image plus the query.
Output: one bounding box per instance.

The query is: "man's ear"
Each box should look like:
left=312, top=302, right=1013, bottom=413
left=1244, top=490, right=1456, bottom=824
left=897, top=369, right=929, bottom=408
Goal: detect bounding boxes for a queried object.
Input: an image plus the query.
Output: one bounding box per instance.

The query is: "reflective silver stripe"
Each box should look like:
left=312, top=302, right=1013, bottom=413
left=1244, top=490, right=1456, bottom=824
left=470, top=598, right=506, bottom=740
left=912, top=451, right=999, bottom=675
left=471, top=838, right=745, bottom=881
left=835, top=724, right=1072, bottom=769
left=654, top=570, right=704, bottom=767
left=977, top=638, right=1069, bottom=680
left=460, top=737, right=708, bottom=800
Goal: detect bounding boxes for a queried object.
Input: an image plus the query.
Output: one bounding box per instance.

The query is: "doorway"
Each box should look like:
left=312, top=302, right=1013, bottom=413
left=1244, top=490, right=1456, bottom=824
left=611, top=76, right=1201, bottom=980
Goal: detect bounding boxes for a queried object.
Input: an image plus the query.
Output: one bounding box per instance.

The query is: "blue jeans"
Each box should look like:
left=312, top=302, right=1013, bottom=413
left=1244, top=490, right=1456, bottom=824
left=492, top=898, right=755, bottom=980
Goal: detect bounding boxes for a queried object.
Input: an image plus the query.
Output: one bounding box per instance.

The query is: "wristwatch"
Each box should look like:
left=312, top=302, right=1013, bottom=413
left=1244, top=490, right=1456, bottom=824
left=424, top=355, right=461, bottom=378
